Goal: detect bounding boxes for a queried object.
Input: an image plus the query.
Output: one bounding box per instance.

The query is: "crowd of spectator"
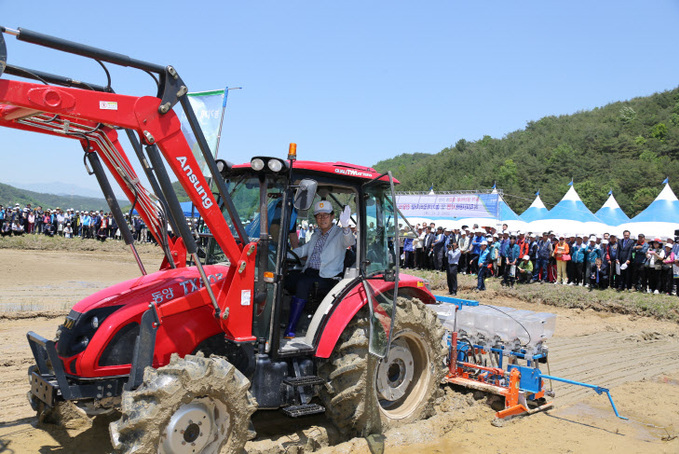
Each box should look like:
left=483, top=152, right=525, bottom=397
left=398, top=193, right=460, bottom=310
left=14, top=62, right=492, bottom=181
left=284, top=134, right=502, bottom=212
left=0, top=202, right=152, bottom=242
left=401, top=222, right=679, bottom=296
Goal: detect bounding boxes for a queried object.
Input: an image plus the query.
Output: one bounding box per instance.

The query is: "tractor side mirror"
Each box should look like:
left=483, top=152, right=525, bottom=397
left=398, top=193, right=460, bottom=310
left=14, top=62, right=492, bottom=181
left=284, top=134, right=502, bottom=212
left=293, top=179, right=317, bottom=211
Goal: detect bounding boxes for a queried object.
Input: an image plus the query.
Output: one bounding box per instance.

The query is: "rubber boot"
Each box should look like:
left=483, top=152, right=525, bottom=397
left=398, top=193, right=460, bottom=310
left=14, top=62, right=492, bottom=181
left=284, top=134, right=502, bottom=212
left=284, top=297, right=307, bottom=339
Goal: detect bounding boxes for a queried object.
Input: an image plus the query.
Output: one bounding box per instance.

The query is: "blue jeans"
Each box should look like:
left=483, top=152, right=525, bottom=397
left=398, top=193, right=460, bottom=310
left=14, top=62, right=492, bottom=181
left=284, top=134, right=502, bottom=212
left=477, top=266, right=488, bottom=290
left=533, top=258, right=549, bottom=281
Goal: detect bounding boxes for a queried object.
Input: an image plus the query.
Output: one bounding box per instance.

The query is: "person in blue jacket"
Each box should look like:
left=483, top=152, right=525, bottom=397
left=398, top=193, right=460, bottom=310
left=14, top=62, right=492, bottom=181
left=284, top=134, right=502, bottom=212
left=570, top=236, right=586, bottom=286
left=502, top=235, right=520, bottom=287
left=470, top=229, right=485, bottom=275
left=476, top=241, right=491, bottom=291
left=584, top=236, right=601, bottom=286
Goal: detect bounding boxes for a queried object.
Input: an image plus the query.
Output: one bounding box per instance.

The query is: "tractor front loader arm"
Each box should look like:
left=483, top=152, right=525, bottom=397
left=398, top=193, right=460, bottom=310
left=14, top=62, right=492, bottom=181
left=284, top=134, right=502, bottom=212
left=0, top=26, right=247, bottom=319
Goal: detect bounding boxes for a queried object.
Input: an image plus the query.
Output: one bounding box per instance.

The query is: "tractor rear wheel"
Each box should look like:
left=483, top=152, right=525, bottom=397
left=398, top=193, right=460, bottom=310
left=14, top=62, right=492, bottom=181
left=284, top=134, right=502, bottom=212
left=109, top=353, right=256, bottom=454
left=318, top=296, right=446, bottom=436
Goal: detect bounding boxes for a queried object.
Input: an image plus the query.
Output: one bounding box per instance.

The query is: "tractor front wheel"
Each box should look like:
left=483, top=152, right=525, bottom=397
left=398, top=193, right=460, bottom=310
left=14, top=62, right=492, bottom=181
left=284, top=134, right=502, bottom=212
left=109, top=353, right=256, bottom=454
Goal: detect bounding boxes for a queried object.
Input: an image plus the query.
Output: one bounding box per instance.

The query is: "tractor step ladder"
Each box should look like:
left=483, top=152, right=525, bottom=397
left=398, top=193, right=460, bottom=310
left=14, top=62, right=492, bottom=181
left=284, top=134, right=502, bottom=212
left=282, top=376, right=325, bottom=387
left=281, top=403, right=326, bottom=418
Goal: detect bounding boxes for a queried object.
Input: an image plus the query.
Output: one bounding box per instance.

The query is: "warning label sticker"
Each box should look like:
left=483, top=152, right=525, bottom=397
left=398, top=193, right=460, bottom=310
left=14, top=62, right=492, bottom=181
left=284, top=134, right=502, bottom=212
left=99, top=101, right=118, bottom=110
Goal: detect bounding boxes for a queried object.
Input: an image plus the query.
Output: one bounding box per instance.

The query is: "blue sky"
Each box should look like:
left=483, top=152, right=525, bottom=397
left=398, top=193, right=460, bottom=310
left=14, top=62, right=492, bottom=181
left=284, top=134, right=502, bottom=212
left=2, top=1, right=679, bottom=194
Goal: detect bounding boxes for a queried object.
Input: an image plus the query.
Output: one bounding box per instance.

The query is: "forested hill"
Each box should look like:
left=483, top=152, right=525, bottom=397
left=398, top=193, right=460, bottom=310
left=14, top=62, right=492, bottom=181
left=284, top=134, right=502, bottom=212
left=0, top=182, right=109, bottom=211
left=374, top=87, right=679, bottom=217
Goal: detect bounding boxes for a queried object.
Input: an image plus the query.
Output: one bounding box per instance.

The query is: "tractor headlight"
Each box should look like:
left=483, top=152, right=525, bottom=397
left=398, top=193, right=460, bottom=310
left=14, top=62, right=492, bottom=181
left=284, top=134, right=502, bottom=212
left=251, top=158, right=265, bottom=171
left=267, top=158, right=284, bottom=173
left=56, top=306, right=122, bottom=357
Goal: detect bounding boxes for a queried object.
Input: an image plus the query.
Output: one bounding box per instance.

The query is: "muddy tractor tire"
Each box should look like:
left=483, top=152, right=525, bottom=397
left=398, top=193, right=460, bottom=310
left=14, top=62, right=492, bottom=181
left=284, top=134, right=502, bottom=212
left=109, top=353, right=257, bottom=454
left=318, top=296, right=446, bottom=436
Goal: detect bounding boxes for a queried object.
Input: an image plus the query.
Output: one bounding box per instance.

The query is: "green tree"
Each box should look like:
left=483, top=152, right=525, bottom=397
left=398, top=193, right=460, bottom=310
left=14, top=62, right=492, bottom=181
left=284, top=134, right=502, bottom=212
left=619, top=106, right=637, bottom=124
left=497, top=159, right=518, bottom=187
left=650, top=123, right=668, bottom=141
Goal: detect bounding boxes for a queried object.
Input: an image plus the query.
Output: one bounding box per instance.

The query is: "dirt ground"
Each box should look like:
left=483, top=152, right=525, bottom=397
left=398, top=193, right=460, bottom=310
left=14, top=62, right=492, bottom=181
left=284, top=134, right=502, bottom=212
left=0, top=248, right=678, bottom=453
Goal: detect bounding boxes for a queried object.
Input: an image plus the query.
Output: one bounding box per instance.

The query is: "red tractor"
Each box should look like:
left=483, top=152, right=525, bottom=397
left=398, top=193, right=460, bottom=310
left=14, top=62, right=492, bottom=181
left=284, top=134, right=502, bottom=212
left=1, top=26, right=445, bottom=453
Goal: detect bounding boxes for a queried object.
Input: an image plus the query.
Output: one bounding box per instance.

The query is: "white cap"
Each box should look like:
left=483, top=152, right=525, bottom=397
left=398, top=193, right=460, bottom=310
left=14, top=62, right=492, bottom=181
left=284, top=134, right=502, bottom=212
left=589, top=236, right=597, bottom=242
left=523, top=255, right=530, bottom=260
left=313, top=200, right=333, bottom=215
left=480, top=240, right=488, bottom=246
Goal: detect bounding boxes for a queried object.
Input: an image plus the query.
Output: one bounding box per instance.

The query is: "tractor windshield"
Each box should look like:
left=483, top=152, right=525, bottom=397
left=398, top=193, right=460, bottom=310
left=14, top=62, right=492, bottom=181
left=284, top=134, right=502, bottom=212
left=203, top=173, right=288, bottom=265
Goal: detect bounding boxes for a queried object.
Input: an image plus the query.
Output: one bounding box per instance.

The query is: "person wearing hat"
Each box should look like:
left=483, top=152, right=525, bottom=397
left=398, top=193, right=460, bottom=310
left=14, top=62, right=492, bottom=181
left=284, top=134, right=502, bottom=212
left=446, top=241, right=461, bottom=295
left=661, top=240, right=676, bottom=295
left=476, top=241, right=491, bottom=291
left=517, top=255, right=534, bottom=284
left=502, top=235, right=520, bottom=287
left=81, top=210, right=91, bottom=239
left=584, top=236, right=600, bottom=287
left=283, top=201, right=355, bottom=338
left=645, top=238, right=664, bottom=294
left=661, top=241, right=678, bottom=295
left=470, top=229, right=485, bottom=275
left=570, top=235, right=586, bottom=286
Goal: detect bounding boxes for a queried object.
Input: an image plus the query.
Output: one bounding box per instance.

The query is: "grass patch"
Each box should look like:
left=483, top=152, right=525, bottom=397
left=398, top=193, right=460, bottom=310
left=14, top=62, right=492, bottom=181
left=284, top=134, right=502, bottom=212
left=403, top=268, right=679, bottom=323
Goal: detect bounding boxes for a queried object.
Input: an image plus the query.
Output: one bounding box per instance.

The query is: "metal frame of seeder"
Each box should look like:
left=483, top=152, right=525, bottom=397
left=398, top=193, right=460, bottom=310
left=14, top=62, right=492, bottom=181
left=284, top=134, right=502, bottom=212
left=434, top=295, right=627, bottom=420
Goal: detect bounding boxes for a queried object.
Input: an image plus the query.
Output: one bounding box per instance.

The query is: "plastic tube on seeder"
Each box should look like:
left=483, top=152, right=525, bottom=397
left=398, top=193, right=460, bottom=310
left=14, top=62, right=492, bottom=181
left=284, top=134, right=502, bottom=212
left=433, top=304, right=556, bottom=348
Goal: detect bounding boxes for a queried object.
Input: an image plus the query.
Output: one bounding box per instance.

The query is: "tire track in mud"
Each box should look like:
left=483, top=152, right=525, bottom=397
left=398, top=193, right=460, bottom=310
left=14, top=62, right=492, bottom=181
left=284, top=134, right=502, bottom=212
left=0, top=317, right=59, bottom=425
left=546, top=332, right=679, bottom=405
left=0, top=284, right=105, bottom=312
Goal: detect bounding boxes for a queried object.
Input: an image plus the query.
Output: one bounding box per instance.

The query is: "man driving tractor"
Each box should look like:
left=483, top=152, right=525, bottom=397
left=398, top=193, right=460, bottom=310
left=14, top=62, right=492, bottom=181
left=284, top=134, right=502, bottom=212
left=284, top=200, right=355, bottom=338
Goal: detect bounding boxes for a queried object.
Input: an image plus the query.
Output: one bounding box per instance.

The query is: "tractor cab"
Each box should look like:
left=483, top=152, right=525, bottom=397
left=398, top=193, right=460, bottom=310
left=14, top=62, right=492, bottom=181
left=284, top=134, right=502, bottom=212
left=201, top=155, right=401, bottom=358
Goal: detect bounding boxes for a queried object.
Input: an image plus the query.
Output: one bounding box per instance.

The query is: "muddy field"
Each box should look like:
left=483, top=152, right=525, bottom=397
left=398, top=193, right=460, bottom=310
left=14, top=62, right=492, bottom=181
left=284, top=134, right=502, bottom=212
left=0, top=248, right=678, bottom=453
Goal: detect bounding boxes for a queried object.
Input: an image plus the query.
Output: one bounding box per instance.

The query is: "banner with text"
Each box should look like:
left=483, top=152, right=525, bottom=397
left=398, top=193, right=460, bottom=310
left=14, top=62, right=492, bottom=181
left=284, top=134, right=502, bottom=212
left=396, top=193, right=500, bottom=219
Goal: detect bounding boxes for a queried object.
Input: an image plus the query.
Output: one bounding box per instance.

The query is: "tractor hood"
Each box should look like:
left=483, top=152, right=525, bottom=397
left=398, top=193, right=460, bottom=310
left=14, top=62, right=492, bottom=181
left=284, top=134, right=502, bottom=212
left=56, top=265, right=234, bottom=378
left=70, top=265, right=231, bottom=315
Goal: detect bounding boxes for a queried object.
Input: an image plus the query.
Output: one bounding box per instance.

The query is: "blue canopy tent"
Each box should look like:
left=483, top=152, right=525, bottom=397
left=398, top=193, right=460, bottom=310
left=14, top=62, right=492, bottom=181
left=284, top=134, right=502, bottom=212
left=494, top=192, right=528, bottom=230
left=527, top=186, right=608, bottom=235
left=595, top=193, right=630, bottom=227
left=520, top=193, right=549, bottom=223
left=619, top=183, right=679, bottom=238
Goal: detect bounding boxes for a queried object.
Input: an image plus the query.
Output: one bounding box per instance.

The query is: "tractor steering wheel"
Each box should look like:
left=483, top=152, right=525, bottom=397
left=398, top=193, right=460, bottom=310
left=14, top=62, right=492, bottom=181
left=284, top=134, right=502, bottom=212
left=286, top=249, right=303, bottom=267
